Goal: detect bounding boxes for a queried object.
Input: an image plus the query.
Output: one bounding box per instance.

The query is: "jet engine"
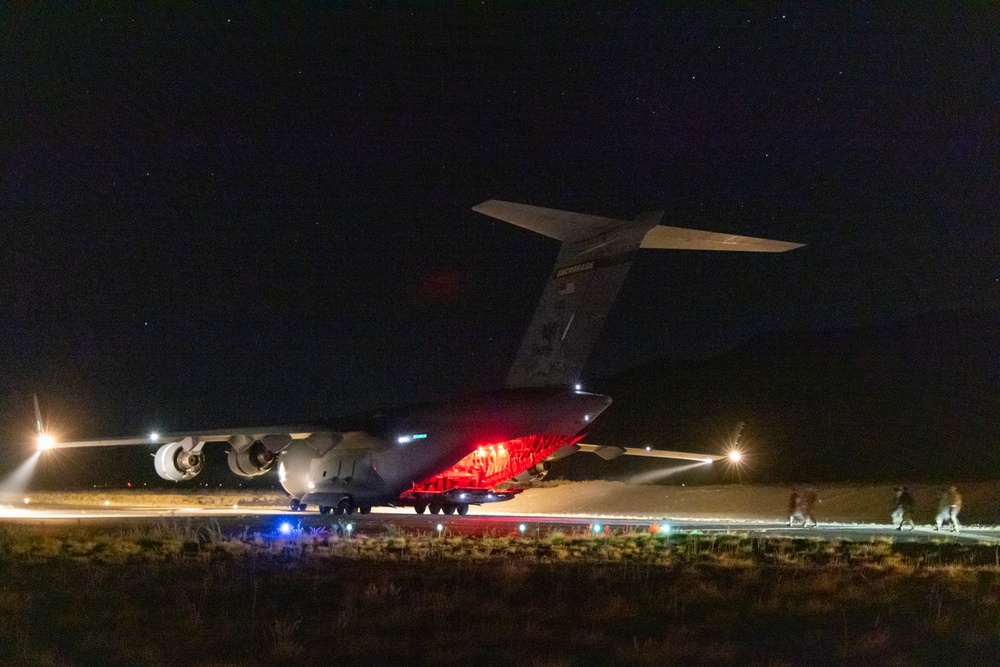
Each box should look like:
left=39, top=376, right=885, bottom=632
left=227, top=439, right=277, bottom=477
left=154, top=441, right=204, bottom=482
left=511, top=461, right=550, bottom=484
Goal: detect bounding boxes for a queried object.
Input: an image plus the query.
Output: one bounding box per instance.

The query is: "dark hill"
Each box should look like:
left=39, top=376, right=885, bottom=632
left=563, top=309, right=1000, bottom=484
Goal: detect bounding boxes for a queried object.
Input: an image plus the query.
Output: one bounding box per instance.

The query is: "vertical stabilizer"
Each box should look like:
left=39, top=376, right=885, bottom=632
left=473, top=201, right=662, bottom=388
left=472, top=200, right=804, bottom=389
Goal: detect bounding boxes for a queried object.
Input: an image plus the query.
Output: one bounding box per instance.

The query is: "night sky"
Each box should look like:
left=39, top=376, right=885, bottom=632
left=2, top=6, right=999, bottom=447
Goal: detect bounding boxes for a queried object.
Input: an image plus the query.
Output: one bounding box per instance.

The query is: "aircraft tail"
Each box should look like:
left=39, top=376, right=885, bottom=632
left=472, top=200, right=803, bottom=389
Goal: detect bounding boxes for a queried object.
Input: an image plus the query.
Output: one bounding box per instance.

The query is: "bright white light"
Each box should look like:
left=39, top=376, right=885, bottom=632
left=37, top=434, right=55, bottom=451
left=584, top=414, right=590, bottom=422
left=149, top=432, right=159, bottom=442
left=436, top=523, right=443, bottom=532
left=346, top=523, right=353, bottom=533
left=658, top=524, right=671, bottom=534
left=307, top=481, right=315, bottom=489
left=104, top=500, right=110, bottom=506
left=397, top=435, right=412, bottom=444
left=23, top=497, right=29, bottom=505
left=278, top=521, right=292, bottom=535
left=645, top=446, right=652, bottom=451
left=518, top=524, right=526, bottom=533
left=231, top=504, right=239, bottom=510
left=277, top=461, right=287, bottom=483
left=574, top=384, right=582, bottom=391
left=592, top=524, right=602, bottom=533
left=728, top=450, right=743, bottom=463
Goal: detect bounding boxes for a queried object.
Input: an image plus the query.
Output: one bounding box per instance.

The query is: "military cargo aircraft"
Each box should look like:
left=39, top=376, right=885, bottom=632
left=37, top=200, right=801, bottom=515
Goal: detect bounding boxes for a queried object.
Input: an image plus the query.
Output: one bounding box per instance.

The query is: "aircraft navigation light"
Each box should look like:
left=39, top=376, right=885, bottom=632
left=728, top=450, right=743, bottom=463
left=397, top=435, right=412, bottom=444
left=584, top=414, right=590, bottom=421
left=574, top=384, right=582, bottom=391
left=37, top=434, right=55, bottom=451
left=149, top=432, right=159, bottom=442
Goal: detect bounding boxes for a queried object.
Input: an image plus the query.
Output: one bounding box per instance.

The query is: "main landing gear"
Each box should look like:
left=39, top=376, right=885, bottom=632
left=414, top=502, right=469, bottom=515
left=315, top=497, right=371, bottom=516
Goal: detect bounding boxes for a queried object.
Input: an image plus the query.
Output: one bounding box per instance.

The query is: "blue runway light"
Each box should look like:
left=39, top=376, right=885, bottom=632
left=278, top=521, right=293, bottom=536
left=592, top=524, right=602, bottom=533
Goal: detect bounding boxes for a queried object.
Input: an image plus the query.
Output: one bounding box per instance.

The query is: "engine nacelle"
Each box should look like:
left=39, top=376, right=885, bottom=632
left=227, top=440, right=277, bottom=477
left=511, top=461, right=551, bottom=484
left=154, top=441, right=204, bottom=482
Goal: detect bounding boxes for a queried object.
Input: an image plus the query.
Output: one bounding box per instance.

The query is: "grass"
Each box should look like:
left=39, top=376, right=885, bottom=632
left=0, top=524, right=998, bottom=666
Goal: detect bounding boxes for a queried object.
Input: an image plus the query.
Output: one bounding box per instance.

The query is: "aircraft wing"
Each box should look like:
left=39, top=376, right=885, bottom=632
left=575, top=443, right=726, bottom=462
left=37, top=426, right=332, bottom=451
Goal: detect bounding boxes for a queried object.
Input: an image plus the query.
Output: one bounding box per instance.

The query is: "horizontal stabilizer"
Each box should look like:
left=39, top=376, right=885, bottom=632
left=472, top=200, right=627, bottom=242
left=641, top=225, right=804, bottom=252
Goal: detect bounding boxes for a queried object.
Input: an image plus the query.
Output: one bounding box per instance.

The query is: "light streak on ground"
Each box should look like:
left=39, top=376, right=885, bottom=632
left=623, top=459, right=712, bottom=485
left=0, top=451, right=41, bottom=501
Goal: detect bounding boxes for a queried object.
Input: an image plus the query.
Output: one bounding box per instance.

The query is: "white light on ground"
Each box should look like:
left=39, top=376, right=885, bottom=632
left=104, top=500, right=110, bottom=506
left=436, top=523, right=443, bottom=533
left=23, top=497, right=29, bottom=505
left=519, top=524, right=526, bottom=533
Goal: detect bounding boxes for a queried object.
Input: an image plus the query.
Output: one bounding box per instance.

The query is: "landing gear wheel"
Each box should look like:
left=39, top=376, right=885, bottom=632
left=338, top=497, right=356, bottom=516
left=457, top=503, right=469, bottom=516
left=319, top=505, right=331, bottom=515
left=414, top=503, right=427, bottom=514
left=429, top=504, right=441, bottom=515
left=290, top=499, right=301, bottom=512
left=443, top=505, right=456, bottom=515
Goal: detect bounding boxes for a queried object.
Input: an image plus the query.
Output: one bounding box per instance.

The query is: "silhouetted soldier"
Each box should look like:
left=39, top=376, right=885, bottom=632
left=787, top=488, right=803, bottom=527
left=892, top=486, right=915, bottom=531
left=800, top=487, right=819, bottom=528
left=935, top=486, right=962, bottom=532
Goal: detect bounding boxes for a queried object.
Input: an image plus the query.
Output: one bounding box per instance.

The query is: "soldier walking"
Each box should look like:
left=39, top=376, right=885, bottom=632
left=787, top=488, right=803, bottom=527
left=892, top=486, right=915, bottom=531
left=934, top=486, right=962, bottom=532
left=800, top=487, right=819, bottom=528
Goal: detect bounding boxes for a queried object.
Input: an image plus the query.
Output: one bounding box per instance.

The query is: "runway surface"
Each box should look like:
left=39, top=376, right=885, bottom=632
left=2, top=502, right=998, bottom=544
